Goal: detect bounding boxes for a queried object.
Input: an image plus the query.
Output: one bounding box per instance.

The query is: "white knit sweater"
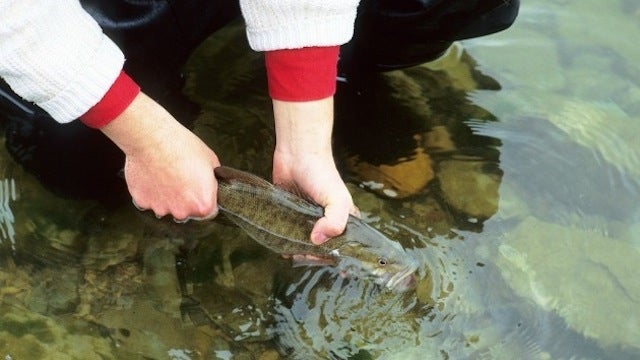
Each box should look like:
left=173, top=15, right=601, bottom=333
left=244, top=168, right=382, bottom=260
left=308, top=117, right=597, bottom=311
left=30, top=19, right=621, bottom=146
left=239, top=0, right=359, bottom=51
left=0, top=0, right=359, bottom=123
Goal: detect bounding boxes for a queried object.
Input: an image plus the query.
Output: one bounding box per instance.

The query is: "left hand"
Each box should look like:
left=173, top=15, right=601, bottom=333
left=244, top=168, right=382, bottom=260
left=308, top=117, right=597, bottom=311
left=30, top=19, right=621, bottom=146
left=101, top=92, right=220, bottom=221
left=271, top=98, right=358, bottom=244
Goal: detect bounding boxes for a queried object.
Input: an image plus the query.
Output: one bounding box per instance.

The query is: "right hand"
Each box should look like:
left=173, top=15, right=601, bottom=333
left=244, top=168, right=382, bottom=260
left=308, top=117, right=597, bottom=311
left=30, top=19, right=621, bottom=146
left=271, top=98, right=359, bottom=245
left=101, top=92, right=220, bottom=221
left=273, top=150, right=357, bottom=245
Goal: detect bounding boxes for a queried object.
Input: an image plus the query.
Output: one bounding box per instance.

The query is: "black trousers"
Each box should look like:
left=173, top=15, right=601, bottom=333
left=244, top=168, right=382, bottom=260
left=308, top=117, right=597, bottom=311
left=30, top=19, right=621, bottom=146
left=0, top=0, right=519, bottom=201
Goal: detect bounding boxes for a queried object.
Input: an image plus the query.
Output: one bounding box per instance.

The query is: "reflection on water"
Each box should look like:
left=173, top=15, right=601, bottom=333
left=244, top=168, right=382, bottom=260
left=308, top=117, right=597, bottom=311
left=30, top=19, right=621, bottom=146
left=1, top=0, right=640, bottom=358
left=0, top=178, right=17, bottom=251
left=271, top=266, right=426, bottom=359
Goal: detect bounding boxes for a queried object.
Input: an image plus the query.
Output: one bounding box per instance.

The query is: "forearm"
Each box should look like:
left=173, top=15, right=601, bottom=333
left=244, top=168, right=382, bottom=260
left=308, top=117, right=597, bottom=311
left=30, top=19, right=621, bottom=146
left=273, top=98, right=334, bottom=159
left=271, top=96, right=355, bottom=243
left=241, top=1, right=361, bottom=242
left=0, top=0, right=124, bottom=123
left=267, top=47, right=339, bottom=175
left=99, top=92, right=170, bottom=156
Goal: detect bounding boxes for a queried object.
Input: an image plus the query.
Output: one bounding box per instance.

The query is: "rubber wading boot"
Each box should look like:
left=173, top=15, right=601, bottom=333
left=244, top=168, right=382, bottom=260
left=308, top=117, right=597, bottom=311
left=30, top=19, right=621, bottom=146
left=339, top=0, right=520, bottom=84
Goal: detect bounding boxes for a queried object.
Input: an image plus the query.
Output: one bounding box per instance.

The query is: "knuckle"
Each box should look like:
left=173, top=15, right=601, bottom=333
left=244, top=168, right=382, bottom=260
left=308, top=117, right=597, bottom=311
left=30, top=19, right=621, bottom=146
left=154, top=209, right=169, bottom=219
left=322, top=219, right=345, bottom=236
left=172, top=209, right=190, bottom=221
left=193, top=198, right=216, bottom=218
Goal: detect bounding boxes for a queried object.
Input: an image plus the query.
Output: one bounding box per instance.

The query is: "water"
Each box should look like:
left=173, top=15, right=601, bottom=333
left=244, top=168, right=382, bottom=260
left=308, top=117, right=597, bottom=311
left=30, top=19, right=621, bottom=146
left=1, top=0, right=640, bottom=359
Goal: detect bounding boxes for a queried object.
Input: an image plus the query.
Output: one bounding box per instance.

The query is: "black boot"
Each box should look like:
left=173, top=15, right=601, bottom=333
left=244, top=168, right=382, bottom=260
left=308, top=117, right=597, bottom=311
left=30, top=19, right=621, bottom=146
left=340, top=0, right=520, bottom=82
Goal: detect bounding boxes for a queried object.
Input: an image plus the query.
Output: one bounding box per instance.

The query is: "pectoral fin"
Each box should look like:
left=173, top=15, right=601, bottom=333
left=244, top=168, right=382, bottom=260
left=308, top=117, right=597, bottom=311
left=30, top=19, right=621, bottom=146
left=289, top=254, right=336, bottom=267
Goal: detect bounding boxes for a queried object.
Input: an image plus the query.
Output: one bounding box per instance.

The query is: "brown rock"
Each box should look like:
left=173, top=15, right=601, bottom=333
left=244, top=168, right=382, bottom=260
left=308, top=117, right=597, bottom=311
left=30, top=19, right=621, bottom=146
left=424, top=125, right=457, bottom=153
left=348, top=146, right=434, bottom=199
left=437, top=159, right=501, bottom=219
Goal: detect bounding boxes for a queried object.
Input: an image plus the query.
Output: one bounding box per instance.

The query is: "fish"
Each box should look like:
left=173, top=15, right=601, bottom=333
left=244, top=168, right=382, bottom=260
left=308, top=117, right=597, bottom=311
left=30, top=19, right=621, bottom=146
left=214, top=166, right=418, bottom=290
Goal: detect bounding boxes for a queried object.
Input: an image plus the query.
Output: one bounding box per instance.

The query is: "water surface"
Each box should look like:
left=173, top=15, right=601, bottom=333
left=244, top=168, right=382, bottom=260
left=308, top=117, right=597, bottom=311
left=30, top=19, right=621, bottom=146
left=1, top=0, right=639, bottom=359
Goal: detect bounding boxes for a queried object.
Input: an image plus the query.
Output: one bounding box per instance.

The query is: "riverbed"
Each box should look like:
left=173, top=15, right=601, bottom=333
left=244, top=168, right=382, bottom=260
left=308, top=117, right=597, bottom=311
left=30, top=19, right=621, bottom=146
left=1, top=0, right=639, bottom=359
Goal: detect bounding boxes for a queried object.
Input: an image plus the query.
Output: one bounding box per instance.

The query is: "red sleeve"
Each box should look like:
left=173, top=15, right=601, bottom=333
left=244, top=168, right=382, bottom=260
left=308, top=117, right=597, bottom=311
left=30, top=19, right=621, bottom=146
left=265, top=46, right=340, bottom=102
left=79, top=71, right=141, bottom=129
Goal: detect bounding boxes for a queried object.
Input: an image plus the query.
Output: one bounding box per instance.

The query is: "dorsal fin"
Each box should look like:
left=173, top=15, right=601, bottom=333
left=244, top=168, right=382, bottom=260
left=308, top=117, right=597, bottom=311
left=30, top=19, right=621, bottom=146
left=215, top=166, right=322, bottom=214
left=214, top=166, right=272, bottom=189
left=275, top=181, right=321, bottom=207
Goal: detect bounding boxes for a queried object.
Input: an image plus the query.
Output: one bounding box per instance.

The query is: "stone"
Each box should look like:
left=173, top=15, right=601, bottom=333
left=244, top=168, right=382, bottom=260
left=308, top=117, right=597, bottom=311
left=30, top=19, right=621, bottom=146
left=27, top=267, right=80, bottom=316
left=437, top=159, right=501, bottom=220
left=548, top=100, right=640, bottom=180
left=423, top=125, right=456, bottom=153
left=348, top=146, right=434, bottom=199
left=0, top=305, right=114, bottom=360
left=495, top=216, right=640, bottom=349
left=257, top=349, right=280, bottom=360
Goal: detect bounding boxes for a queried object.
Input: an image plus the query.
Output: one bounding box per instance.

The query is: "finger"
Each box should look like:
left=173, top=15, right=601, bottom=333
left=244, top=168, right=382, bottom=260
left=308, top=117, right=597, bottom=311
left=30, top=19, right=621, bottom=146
left=183, top=173, right=218, bottom=221
left=183, top=206, right=219, bottom=222
left=133, top=199, right=169, bottom=219
left=311, top=200, right=351, bottom=245
left=132, top=198, right=147, bottom=211
left=173, top=216, right=190, bottom=224
left=310, top=218, right=331, bottom=245
left=172, top=205, right=218, bottom=223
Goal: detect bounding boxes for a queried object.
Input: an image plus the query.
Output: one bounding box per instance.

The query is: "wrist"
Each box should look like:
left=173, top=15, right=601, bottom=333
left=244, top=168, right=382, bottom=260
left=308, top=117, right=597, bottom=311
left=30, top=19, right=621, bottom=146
left=99, top=92, right=175, bottom=155
left=272, top=97, right=334, bottom=159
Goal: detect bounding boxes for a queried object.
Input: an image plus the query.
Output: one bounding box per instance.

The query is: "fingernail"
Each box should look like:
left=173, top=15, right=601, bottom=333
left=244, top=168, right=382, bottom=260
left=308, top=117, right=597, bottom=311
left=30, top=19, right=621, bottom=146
left=311, top=232, right=329, bottom=245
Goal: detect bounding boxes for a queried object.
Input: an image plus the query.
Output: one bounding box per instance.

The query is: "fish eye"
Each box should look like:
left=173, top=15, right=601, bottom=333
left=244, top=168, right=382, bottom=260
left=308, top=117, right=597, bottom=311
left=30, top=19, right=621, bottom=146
left=378, top=257, right=388, bottom=266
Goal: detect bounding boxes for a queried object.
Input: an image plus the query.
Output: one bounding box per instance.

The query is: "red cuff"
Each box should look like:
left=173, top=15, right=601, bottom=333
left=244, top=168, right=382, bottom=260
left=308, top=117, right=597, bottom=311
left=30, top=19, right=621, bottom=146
left=265, top=46, right=339, bottom=102
left=80, top=71, right=141, bottom=129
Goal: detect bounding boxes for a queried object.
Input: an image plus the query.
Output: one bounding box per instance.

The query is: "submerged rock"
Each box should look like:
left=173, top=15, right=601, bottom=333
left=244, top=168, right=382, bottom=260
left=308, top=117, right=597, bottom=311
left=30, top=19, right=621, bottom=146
left=548, top=100, right=640, bottom=180
left=495, top=216, right=640, bottom=350
left=27, top=267, right=80, bottom=315
left=423, top=125, right=457, bottom=153
left=0, top=304, right=114, bottom=360
left=437, top=158, right=501, bottom=220
left=348, top=145, right=434, bottom=199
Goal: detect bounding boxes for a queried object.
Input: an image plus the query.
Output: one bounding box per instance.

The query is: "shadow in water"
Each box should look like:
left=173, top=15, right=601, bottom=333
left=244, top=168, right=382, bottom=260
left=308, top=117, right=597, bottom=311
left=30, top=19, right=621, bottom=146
left=334, top=44, right=505, bottom=234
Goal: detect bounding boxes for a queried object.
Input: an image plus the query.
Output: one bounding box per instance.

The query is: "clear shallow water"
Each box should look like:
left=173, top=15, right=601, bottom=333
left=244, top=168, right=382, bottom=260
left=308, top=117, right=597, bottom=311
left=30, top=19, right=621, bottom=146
left=1, top=0, right=640, bottom=359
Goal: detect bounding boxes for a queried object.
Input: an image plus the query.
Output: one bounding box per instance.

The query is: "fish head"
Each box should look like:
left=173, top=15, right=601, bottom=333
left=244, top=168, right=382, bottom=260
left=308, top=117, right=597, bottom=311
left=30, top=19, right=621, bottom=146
left=332, top=220, right=419, bottom=291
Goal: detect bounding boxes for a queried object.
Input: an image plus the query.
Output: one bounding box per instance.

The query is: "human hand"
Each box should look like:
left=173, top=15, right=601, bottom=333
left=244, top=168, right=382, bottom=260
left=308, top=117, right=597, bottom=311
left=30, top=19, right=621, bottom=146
left=272, top=98, right=358, bottom=245
left=273, top=151, right=357, bottom=244
left=101, top=92, right=220, bottom=221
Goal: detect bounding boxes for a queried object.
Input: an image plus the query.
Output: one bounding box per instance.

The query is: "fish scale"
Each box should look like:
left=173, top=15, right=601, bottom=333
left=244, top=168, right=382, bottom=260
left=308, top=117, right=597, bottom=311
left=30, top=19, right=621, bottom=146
left=214, top=166, right=418, bottom=290
left=218, top=180, right=321, bottom=250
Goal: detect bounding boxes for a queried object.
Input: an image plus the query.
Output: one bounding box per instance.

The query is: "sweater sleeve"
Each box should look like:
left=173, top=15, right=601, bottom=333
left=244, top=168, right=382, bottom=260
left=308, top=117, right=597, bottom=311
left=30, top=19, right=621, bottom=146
left=239, top=0, right=360, bottom=51
left=240, top=1, right=360, bottom=102
left=265, top=46, right=339, bottom=101
left=0, top=0, right=125, bottom=123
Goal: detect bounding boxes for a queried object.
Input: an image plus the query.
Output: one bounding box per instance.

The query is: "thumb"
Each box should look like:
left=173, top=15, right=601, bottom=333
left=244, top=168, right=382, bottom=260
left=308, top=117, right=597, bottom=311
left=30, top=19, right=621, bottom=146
left=310, top=200, right=351, bottom=245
